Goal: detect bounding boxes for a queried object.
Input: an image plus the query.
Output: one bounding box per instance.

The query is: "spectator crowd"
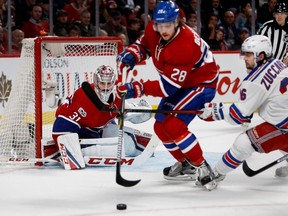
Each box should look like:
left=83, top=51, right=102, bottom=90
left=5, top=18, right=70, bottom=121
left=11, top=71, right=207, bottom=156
left=0, top=0, right=286, bottom=54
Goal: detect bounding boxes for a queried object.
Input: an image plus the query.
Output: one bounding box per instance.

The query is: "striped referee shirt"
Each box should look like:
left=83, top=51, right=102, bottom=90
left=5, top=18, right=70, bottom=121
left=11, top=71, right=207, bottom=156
left=257, top=20, right=288, bottom=61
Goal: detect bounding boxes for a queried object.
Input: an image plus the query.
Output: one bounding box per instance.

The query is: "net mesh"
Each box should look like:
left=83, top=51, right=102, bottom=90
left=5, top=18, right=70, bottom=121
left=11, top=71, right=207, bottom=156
left=0, top=37, right=121, bottom=162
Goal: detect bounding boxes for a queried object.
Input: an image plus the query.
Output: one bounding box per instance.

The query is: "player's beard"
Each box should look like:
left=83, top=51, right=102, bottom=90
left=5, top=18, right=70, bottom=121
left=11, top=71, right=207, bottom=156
left=246, top=64, right=253, bottom=70
left=245, top=60, right=256, bottom=71
left=161, top=33, right=172, bottom=41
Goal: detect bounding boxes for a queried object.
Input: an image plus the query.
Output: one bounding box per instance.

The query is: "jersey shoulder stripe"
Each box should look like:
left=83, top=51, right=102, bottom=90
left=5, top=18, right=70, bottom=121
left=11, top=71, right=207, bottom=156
left=244, top=60, right=272, bottom=82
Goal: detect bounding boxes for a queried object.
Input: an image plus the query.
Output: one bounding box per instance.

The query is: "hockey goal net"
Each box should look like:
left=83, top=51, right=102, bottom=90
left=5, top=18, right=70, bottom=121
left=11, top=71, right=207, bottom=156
left=0, top=37, right=122, bottom=164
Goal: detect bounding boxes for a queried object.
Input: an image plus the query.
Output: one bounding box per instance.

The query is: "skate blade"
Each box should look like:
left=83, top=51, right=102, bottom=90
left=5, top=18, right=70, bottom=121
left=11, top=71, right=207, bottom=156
left=204, top=180, right=217, bottom=191
left=195, top=180, right=217, bottom=191
left=164, top=174, right=196, bottom=181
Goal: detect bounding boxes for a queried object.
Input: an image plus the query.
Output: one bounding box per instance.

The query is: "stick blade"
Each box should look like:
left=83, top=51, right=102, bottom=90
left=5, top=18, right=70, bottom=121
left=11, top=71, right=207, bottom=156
left=242, top=160, right=256, bottom=177
left=116, top=174, right=141, bottom=187
left=243, top=154, right=288, bottom=177
left=116, top=162, right=141, bottom=187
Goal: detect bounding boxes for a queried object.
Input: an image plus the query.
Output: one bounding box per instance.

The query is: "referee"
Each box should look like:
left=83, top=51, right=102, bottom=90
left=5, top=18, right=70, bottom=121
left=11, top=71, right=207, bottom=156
left=257, top=2, right=288, bottom=65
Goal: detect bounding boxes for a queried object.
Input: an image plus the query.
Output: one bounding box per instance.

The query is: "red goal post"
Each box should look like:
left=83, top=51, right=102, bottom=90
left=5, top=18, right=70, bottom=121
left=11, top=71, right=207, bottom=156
left=0, top=36, right=123, bottom=164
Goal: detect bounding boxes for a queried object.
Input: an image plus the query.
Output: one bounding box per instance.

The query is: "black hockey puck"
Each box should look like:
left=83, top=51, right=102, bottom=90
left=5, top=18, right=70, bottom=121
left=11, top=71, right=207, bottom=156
left=116, top=203, right=127, bottom=210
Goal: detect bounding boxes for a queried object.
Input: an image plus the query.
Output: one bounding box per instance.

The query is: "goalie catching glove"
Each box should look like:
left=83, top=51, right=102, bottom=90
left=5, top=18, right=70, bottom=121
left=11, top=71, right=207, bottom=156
left=117, top=81, right=144, bottom=99
left=125, top=99, right=152, bottom=124
left=198, top=102, right=224, bottom=121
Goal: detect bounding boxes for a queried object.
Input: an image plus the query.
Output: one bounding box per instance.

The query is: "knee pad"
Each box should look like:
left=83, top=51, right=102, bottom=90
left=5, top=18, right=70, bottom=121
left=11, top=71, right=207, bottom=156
left=154, top=116, right=188, bottom=142
left=123, top=132, right=139, bottom=157
left=102, top=124, right=119, bottom=137
left=230, top=132, right=256, bottom=161
left=154, top=120, right=171, bottom=142
left=82, top=144, right=119, bottom=157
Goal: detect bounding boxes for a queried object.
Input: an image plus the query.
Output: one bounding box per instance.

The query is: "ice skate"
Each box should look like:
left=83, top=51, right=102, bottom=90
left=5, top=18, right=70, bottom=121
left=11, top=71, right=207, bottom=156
left=163, top=160, right=197, bottom=181
left=195, top=160, right=217, bottom=191
left=213, top=169, right=226, bottom=182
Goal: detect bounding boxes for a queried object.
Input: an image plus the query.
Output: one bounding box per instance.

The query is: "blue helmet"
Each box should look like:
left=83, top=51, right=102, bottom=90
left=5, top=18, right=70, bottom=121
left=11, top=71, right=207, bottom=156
left=153, top=1, right=180, bottom=24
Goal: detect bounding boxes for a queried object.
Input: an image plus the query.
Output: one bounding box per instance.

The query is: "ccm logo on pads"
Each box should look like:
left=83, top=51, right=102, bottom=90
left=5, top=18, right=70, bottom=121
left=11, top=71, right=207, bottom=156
left=86, top=157, right=134, bottom=165
left=59, top=143, right=69, bottom=164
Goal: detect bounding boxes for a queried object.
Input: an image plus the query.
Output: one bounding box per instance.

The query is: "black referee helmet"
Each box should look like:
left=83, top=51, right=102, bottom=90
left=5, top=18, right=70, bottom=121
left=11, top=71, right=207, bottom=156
left=274, top=2, right=288, bottom=13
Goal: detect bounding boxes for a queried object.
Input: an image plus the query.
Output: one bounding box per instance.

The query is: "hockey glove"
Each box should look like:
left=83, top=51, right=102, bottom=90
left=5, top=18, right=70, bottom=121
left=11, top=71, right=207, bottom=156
left=117, top=81, right=144, bottom=99
left=116, top=51, right=136, bottom=76
left=116, top=44, right=147, bottom=82
left=198, top=102, right=224, bottom=121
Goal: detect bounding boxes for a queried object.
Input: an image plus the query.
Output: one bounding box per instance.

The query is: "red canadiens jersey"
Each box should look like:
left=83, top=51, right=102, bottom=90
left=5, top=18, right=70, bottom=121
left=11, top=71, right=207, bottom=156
left=55, top=83, right=121, bottom=129
left=138, top=21, right=219, bottom=97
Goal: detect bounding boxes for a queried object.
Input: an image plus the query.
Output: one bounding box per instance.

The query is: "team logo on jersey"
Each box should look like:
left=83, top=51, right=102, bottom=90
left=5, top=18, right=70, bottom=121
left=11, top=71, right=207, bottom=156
left=155, top=44, right=164, bottom=61
left=78, top=107, right=87, bottom=117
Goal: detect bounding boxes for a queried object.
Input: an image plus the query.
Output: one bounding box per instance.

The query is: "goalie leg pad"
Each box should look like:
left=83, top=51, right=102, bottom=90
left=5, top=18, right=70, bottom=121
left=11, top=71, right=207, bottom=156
left=81, top=134, right=139, bottom=157
left=81, top=143, right=121, bottom=157
left=57, top=133, right=85, bottom=170
left=102, top=124, right=152, bottom=157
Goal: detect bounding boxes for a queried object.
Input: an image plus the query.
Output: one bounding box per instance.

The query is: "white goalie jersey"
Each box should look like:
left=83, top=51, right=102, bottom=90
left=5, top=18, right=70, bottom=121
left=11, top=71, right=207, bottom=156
left=223, top=58, right=288, bottom=130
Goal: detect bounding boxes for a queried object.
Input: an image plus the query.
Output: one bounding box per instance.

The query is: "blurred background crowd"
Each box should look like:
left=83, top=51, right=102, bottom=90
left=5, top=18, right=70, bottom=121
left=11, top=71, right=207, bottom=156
left=0, top=0, right=286, bottom=54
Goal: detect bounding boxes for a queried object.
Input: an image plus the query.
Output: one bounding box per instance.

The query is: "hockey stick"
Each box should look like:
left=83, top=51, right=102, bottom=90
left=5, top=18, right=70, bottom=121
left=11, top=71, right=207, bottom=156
left=116, top=93, right=141, bottom=187
left=81, top=81, right=201, bottom=115
left=242, top=154, right=288, bottom=177
left=103, top=108, right=202, bottom=115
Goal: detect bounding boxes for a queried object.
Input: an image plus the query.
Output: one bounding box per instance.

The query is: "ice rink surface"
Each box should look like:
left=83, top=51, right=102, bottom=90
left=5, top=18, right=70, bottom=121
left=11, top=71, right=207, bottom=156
left=1, top=114, right=287, bottom=216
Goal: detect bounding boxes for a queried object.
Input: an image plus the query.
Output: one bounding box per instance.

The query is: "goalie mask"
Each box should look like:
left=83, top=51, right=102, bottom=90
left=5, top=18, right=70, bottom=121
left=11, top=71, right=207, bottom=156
left=93, top=65, right=116, bottom=103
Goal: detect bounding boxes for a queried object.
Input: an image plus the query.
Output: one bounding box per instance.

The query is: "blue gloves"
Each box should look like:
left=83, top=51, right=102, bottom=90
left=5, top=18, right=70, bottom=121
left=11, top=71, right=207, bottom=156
left=116, top=51, right=136, bottom=73
left=117, top=81, right=144, bottom=99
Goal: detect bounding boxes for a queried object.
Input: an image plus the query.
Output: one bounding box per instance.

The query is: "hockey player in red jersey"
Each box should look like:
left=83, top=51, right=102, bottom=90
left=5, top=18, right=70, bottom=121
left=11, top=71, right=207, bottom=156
left=200, top=35, right=288, bottom=181
left=116, top=0, right=219, bottom=190
left=49, top=65, right=153, bottom=169
left=52, top=65, right=121, bottom=141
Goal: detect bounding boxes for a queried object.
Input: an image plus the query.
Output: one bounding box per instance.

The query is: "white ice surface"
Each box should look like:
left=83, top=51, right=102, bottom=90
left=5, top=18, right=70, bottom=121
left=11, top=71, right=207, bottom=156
left=1, top=114, right=287, bottom=216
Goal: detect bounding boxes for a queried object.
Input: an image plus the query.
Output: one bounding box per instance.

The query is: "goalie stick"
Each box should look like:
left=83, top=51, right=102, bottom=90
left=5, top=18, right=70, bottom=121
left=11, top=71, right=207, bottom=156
left=104, top=108, right=202, bottom=115
left=0, top=136, right=158, bottom=166
left=0, top=156, right=59, bottom=164
left=116, top=93, right=141, bottom=187
left=11, top=132, right=157, bottom=166
left=242, top=154, right=288, bottom=177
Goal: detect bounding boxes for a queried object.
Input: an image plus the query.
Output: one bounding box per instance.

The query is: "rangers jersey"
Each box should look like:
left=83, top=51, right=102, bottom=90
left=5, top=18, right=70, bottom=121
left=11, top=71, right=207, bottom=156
left=226, top=58, right=288, bottom=130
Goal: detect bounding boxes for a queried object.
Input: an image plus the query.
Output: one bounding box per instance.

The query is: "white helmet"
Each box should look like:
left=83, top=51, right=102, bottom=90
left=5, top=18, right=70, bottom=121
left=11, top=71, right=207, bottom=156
left=241, top=35, right=272, bottom=64
left=93, top=65, right=116, bottom=103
